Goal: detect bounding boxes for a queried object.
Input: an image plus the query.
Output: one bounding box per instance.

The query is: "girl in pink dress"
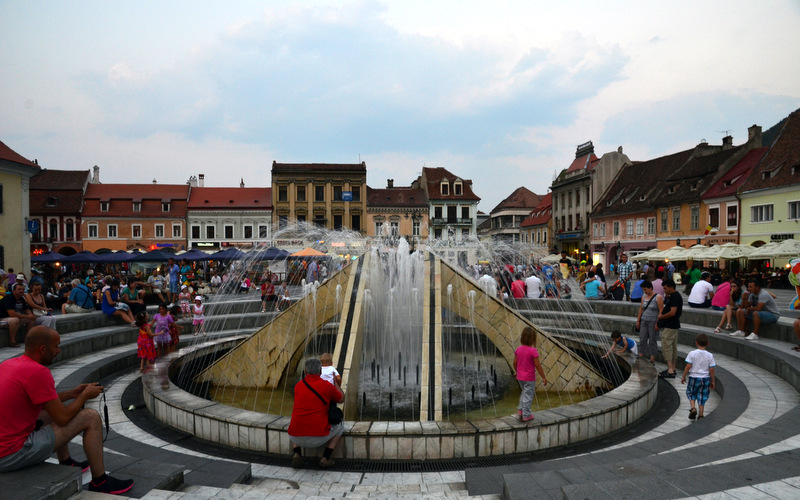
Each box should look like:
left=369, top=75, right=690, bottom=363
left=513, top=327, right=548, bottom=422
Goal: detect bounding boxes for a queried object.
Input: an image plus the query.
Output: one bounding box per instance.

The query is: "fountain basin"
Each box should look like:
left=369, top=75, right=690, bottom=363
left=143, top=337, right=657, bottom=460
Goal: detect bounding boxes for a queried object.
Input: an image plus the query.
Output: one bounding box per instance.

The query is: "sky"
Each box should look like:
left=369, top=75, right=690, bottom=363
left=2, top=0, right=799, bottom=212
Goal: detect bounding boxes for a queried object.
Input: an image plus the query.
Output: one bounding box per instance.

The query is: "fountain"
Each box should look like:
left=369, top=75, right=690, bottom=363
left=142, top=230, right=658, bottom=460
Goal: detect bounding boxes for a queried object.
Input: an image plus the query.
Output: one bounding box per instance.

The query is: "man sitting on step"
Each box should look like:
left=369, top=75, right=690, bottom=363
left=0, top=326, right=134, bottom=495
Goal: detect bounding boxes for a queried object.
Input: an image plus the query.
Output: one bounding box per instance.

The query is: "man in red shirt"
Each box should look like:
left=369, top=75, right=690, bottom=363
left=288, top=357, right=344, bottom=469
left=0, top=326, right=133, bottom=495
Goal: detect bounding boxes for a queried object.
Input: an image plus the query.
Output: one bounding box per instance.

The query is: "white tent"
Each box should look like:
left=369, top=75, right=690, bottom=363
left=630, top=249, right=662, bottom=261
left=748, top=239, right=800, bottom=259
left=657, top=246, right=692, bottom=261
left=692, top=242, right=755, bottom=261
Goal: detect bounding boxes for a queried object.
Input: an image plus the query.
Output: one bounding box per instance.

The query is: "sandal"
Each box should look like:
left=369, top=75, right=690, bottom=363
left=713, top=327, right=722, bottom=334
left=688, top=408, right=697, bottom=420
left=792, top=346, right=800, bottom=352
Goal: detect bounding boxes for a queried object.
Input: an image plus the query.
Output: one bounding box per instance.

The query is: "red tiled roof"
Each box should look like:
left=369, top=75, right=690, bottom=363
left=31, top=169, right=90, bottom=190
left=272, top=162, right=366, bottom=173
left=366, top=186, right=428, bottom=207
left=83, top=183, right=189, bottom=217
left=188, top=187, right=272, bottom=209
left=740, top=108, right=800, bottom=193
left=520, top=192, right=552, bottom=227
left=703, top=147, right=768, bottom=200
left=566, top=153, right=599, bottom=173
left=416, top=167, right=481, bottom=201
left=0, top=139, right=40, bottom=169
left=490, top=187, right=543, bottom=213
left=30, top=191, right=84, bottom=214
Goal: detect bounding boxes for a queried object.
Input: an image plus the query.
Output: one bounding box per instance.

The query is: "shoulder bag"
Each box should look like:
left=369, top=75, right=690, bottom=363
left=303, top=377, right=344, bottom=425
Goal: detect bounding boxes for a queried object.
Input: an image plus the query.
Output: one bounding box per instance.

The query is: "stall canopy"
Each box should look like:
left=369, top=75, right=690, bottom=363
left=656, top=246, right=692, bottom=261
left=61, top=250, right=102, bottom=263
left=31, top=251, right=67, bottom=263
left=748, top=239, right=800, bottom=259
left=97, top=251, right=135, bottom=263
left=691, top=243, right=754, bottom=261
left=539, top=254, right=562, bottom=264
left=251, top=247, right=290, bottom=260
left=208, top=248, right=246, bottom=261
left=630, top=249, right=662, bottom=262
left=178, top=249, right=211, bottom=261
left=130, top=249, right=176, bottom=262
left=290, top=247, right=327, bottom=257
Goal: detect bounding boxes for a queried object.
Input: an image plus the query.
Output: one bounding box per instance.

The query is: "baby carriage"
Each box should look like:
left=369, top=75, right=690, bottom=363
left=604, top=279, right=625, bottom=301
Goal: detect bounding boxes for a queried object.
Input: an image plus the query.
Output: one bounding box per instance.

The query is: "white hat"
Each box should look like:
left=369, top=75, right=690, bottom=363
left=181, top=284, right=187, bottom=290
left=17, top=274, right=25, bottom=280
left=194, top=296, right=202, bottom=301
left=0, top=269, right=5, bottom=276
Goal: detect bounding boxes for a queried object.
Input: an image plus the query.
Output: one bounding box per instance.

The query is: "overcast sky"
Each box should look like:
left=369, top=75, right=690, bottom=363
left=2, top=1, right=799, bottom=211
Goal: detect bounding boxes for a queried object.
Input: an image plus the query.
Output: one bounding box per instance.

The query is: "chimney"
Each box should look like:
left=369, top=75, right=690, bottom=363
left=188, top=175, right=197, bottom=187
left=152, top=178, right=157, bottom=184
left=722, top=135, right=733, bottom=150
left=748, top=124, right=762, bottom=147
left=575, top=141, right=594, bottom=158
left=92, top=165, right=100, bottom=184
left=240, top=178, right=245, bottom=188
left=199, top=174, right=205, bottom=187
left=387, top=179, right=394, bottom=188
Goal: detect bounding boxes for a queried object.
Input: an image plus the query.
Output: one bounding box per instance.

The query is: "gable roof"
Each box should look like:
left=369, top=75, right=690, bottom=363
left=703, top=147, right=768, bottom=200
left=566, top=152, right=600, bottom=174
left=188, top=187, right=272, bottom=209
left=652, top=145, right=744, bottom=206
left=490, top=187, right=543, bottom=213
left=740, top=108, right=800, bottom=193
left=30, top=191, right=85, bottom=214
left=366, top=186, right=428, bottom=208
left=416, top=167, right=481, bottom=201
left=30, top=169, right=90, bottom=190
left=82, top=183, right=190, bottom=217
left=0, top=139, right=39, bottom=168
left=520, top=192, right=552, bottom=227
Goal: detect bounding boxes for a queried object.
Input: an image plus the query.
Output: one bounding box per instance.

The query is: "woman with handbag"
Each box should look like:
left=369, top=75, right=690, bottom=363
left=636, top=281, right=663, bottom=365
left=287, top=357, right=344, bottom=470
left=24, top=282, right=56, bottom=329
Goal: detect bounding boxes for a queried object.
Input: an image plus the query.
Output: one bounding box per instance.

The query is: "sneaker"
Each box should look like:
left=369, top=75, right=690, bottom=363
left=521, top=415, right=535, bottom=423
left=658, top=370, right=676, bottom=379
left=291, top=454, right=303, bottom=469
left=730, top=330, right=746, bottom=337
left=745, top=333, right=759, bottom=340
left=319, top=457, right=335, bottom=468
left=689, top=408, right=697, bottom=420
left=87, top=474, right=134, bottom=495
left=60, top=457, right=89, bottom=473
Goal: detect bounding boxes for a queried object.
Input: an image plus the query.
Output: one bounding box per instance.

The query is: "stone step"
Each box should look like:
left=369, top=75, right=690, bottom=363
left=0, top=462, right=81, bottom=500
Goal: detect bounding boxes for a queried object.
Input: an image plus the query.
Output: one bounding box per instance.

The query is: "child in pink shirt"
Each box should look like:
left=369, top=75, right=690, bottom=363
left=513, top=326, right=548, bottom=422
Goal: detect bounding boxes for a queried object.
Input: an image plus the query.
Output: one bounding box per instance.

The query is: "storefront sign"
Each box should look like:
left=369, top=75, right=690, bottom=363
left=555, top=233, right=581, bottom=240
left=771, top=233, right=795, bottom=242
left=705, top=237, right=738, bottom=245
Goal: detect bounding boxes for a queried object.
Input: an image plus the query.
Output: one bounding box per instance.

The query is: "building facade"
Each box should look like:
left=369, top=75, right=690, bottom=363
left=187, top=178, right=272, bottom=251
left=365, top=179, right=429, bottom=245
left=487, top=187, right=543, bottom=243
left=29, top=169, right=91, bottom=256
left=411, top=167, right=480, bottom=241
left=519, top=192, right=552, bottom=250
left=81, top=181, right=189, bottom=253
left=0, top=140, right=41, bottom=273
left=271, top=162, right=366, bottom=233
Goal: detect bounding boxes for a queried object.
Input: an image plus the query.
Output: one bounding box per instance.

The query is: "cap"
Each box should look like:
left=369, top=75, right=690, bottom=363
left=194, top=296, right=203, bottom=301
left=181, top=284, right=187, bottom=290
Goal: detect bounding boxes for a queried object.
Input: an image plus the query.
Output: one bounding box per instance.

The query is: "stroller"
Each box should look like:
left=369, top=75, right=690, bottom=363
left=604, top=279, right=626, bottom=301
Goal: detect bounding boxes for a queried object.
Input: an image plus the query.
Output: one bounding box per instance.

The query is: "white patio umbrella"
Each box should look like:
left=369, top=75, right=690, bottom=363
left=684, top=244, right=709, bottom=260
left=693, top=242, right=755, bottom=261
left=657, top=246, right=692, bottom=261
left=748, top=239, right=800, bottom=259
left=539, top=254, right=562, bottom=264
left=630, top=249, right=662, bottom=261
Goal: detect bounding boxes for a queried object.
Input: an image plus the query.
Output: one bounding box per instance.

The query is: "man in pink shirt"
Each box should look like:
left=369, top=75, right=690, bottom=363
left=0, top=326, right=133, bottom=495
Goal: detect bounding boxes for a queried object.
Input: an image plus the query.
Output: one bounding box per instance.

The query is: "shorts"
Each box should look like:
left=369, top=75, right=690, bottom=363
left=0, top=426, right=55, bottom=472
left=169, top=281, right=179, bottom=294
left=660, top=328, right=679, bottom=362
left=686, top=376, right=712, bottom=405
left=289, top=422, right=344, bottom=448
left=745, top=311, right=779, bottom=324
left=711, top=305, right=725, bottom=311
left=192, top=318, right=204, bottom=326
left=152, top=288, right=163, bottom=295
left=65, top=304, right=93, bottom=314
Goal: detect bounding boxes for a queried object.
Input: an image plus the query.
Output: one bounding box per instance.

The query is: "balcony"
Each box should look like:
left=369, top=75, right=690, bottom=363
left=432, top=218, right=472, bottom=226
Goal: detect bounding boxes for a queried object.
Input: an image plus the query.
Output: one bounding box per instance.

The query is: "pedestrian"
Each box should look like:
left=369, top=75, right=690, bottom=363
left=688, top=271, right=715, bottom=308
left=681, top=333, right=716, bottom=420
left=658, top=278, right=683, bottom=379
left=136, top=312, right=156, bottom=372
left=513, top=326, right=548, bottom=423
left=167, top=305, right=182, bottom=353
left=192, top=296, right=205, bottom=336
left=636, top=281, right=663, bottom=364
left=178, top=285, right=192, bottom=319
left=150, top=304, right=174, bottom=358
left=617, top=254, right=634, bottom=301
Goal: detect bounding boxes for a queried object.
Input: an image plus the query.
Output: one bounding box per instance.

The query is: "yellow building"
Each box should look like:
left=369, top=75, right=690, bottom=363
left=365, top=179, right=429, bottom=245
left=271, top=162, right=366, bottom=233
left=0, top=140, right=41, bottom=274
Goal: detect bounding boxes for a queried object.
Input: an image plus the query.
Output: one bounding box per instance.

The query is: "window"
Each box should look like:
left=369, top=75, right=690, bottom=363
left=132, top=224, right=142, bottom=239
left=461, top=206, right=470, bottom=219
left=65, top=222, right=74, bottom=240
left=351, top=215, right=361, bottom=231
left=161, top=202, right=170, bottom=212
left=636, top=219, right=644, bottom=236
left=586, top=186, right=590, bottom=202
left=88, top=224, right=98, bottom=238
left=727, top=205, right=738, bottom=228
left=690, top=206, right=700, bottom=230
left=789, top=201, right=800, bottom=220
left=296, top=185, right=306, bottom=202
left=315, top=186, right=325, bottom=202
left=390, top=222, right=399, bottom=236
left=172, top=224, right=181, bottom=238
left=100, top=202, right=109, bottom=212
left=440, top=182, right=449, bottom=195
left=0, top=185, right=3, bottom=214
left=568, top=214, right=573, bottom=229
left=155, top=224, right=164, bottom=238
left=259, top=225, right=269, bottom=238
left=224, top=225, right=234, bottom=239
left=132, top=202, right=141, bottom=212
left=601, top=222, right=606, bottom=237
left=672, top=208, right=681, bottom=231
left=661, top=209, right=668, bottom=232
left=298, top=214, right=306, bottom=224
left=575, top=190, right=580, bottom=206
left=333, top=186, right=343, bottom=201
left=206, top=225, right=215, bottom=239
left=279, top=215, right=288, bottom=229
left=613, top=221, right=620, bottom=237
left=454, top=182, right=462, bottom=195
left=412, top=221, right=420, bottom=236
left=434, top=206, right=442, bottom=219
left=333, top=215, right=342, bottom=230
left=244, top=225, right=253, bottom=239
left=278, top=186, right=288, bottom=202
left=553, top=196, right=557, bottom=211
left=375, top=222, right=384, bottom=235
left=593, top=223, right=599, bottom=238
left=561, top=194, right=565, bottom=211
left=626, top=219, right=634, bottom=236
left=49, top=220, right=58, bottom=240
left=191, top=225, right=201, bottom=239
left=647, top=217, right=656, bottom=234
left=108, top=224, right=117, bottom=238
left=543, top=231, right=547, bottom=244
left=709, top=207, right=720, bottom=228
left=45, top=197, right=57, bottom=207
left=750, top=204, right=773, bottom=223
left=568, top=192, right=573, bottom=207
left=351, top=185, right=361, bottom=201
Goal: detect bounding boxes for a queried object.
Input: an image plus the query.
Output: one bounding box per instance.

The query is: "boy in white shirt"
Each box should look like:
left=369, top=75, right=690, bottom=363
left=681, top=333, right=716, bottom=420
left=320, top=353, right=341, bottom=386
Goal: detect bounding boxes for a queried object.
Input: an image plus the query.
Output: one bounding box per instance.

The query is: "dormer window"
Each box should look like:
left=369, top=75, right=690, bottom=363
left=162, top=202, right=171, bottom=212
left=440, top=182, right=449, bottom=195
left=132, top=202, right=141, bottom=212
left=100, top=202, right=109, bottom=212
left=45, top=197, right=58, bottom=207
left=454, top=182, right=462, bottom=195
